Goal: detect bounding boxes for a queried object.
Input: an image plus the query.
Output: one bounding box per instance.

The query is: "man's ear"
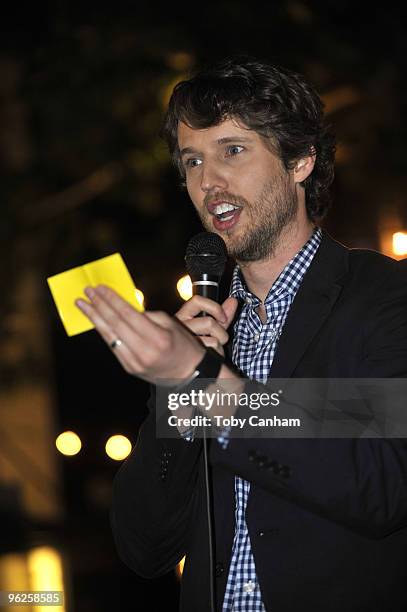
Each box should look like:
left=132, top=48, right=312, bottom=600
left=293, top=152, right=316, bottom=183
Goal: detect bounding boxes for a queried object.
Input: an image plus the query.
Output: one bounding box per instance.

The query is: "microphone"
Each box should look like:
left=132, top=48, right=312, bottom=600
left=185, top=232, right=228, bottom=314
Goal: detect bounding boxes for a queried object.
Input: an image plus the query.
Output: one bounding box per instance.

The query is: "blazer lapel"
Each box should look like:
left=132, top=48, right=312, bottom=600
left=269, top=231, right=349, bottom=379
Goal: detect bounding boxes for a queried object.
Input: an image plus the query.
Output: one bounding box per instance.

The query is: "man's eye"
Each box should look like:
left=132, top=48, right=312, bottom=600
left=226, top=145, right=244, bottom=157
left=185, top=158, right=202, bottom=169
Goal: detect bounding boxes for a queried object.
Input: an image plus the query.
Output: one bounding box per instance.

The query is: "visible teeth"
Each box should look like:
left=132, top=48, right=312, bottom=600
left=213, top=203, right=239, bottom=215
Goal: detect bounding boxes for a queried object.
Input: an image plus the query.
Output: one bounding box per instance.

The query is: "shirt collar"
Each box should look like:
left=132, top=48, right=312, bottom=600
left=230, top=227, right=322, bottom=303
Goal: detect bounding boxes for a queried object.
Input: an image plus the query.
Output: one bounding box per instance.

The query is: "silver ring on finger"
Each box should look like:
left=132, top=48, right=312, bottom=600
left=110, top=338, right=123, bottom=350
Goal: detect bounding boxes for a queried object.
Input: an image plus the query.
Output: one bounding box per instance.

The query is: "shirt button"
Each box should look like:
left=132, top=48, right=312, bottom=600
left=245, top=297, right=252, bottom=304
left=243, top=580, right=256, bottom=594
left=253, top=333, right=260, bottom=342
left=248, top=449, right=257, bottom=462
left=256, top=455, right=268, bottom=468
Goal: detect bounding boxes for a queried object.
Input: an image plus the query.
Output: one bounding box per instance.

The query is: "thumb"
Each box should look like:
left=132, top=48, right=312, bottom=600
left=220, top=296, right=239, bottom=329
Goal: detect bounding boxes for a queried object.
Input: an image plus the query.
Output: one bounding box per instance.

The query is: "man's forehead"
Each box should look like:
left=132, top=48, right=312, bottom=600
left=177, top=118, right=256, bottom=150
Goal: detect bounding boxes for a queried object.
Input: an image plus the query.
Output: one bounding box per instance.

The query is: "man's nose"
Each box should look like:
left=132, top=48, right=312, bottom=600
left=200, top=161, right=228, bottom=193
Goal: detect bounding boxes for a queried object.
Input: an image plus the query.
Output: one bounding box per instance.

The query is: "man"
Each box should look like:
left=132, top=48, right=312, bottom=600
left=76, top=57, right=407, bottom=611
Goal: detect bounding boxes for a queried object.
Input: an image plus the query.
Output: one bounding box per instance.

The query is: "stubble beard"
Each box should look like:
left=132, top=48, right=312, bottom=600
left=199, top=173, right=299, bottom=263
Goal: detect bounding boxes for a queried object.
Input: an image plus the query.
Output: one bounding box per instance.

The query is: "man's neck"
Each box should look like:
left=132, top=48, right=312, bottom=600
left=238, top=219, right=316, bottom=303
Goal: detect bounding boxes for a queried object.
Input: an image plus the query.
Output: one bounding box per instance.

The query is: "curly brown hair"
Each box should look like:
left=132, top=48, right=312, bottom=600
left=161, top=56, right=336, bottom=221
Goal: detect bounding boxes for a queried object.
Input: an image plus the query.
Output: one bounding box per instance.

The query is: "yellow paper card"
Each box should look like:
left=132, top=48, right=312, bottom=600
left=47, top=253, right=144, bottom=336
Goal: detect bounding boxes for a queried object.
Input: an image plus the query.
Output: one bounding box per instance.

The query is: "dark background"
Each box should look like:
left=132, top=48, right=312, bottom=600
left=1, top=2, right=407, bottom=610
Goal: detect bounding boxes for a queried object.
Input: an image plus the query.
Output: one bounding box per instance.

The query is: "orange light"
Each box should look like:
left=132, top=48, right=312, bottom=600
left=177, top=275, right=193, bottom=301
left=105, top=435, right=132, bottom=461
left=27, top=546, right=66, bottom=611
left=392, top=232, right=407, bottom=256
left=55, top=431, right=81, bottom=456
left=176, top=556, right=186, bottom=579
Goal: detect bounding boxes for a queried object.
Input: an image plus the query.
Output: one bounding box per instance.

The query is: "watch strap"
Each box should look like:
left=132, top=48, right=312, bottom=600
left=174, top=347, right=224, bottom=392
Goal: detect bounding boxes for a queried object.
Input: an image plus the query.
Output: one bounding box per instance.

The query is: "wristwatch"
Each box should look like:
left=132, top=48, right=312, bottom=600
left=173, top=347, right=225, bottom=392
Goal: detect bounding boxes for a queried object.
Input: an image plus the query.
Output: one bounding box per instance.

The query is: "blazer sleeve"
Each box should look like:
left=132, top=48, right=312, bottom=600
left=111, top=391, right=203, bottom=577
left=210, top=261, right=407, bottom=539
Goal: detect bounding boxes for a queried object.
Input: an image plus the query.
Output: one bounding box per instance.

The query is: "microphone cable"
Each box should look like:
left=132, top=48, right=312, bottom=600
left=202, top=425, right=216, bottom=612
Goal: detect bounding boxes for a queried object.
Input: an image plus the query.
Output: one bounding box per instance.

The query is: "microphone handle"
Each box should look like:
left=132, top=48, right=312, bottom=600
left=191, top=274, right=220, bottom=317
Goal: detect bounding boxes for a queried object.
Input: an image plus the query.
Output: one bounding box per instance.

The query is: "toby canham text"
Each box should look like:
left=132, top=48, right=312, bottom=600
left=167, top=414, right=302, bottom=429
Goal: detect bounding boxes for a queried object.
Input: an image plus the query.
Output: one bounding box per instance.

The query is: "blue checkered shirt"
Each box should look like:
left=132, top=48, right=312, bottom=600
left=221, top=228, right=322, bottom=611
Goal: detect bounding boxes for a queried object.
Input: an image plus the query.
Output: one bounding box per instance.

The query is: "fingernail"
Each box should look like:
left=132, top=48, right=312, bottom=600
left=75, top=299, right=87, bottom=309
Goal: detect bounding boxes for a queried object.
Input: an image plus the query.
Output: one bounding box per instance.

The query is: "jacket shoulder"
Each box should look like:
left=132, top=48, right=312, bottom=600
left=347, top=246, right=406, bottom=287
left=321, top=231, right=405, bottom=285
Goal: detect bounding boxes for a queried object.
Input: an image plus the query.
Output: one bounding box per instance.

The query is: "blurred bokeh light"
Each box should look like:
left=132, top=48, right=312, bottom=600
left=0, top=547, right=65, bottom=612
left=392, top=231, right=407, bottom=256
left=27, top=546, right=65, bottom=611
left=55, top=431, right=82, bottom=456
left=177, top=275, right=193, bottom=301
left=175, top=555, right=186, bottom=580
left=105, top=435, right=132, bottom=461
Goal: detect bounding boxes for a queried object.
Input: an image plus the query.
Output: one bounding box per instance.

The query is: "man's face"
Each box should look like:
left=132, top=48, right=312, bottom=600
left=177, top=117, right=300, bottom=262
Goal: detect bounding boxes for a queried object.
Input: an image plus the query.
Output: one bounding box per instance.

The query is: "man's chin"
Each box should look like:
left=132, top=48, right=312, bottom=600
left=223, top=237, right=252, bottom=261
left=229, top=233, right=276, bottom=263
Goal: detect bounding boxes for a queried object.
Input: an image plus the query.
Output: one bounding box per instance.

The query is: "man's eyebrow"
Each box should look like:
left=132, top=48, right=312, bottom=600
left=179, top=136, right=253, bottom=157
left=217, top=136, right=252, bottom=145
left=179, top=146, right=196, bottom=157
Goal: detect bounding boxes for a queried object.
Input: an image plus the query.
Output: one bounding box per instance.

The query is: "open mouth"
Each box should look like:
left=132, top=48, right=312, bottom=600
left=207, top=201, right=243, bottom=231
left=212, top=202, right=241, bottom=221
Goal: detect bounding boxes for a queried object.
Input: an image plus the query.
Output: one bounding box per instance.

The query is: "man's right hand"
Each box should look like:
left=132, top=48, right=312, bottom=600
left=175, top=295, right=238, bottom=356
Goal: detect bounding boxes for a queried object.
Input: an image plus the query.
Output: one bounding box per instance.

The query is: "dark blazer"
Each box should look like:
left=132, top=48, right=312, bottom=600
left=111, top=232, right=407, bottom=612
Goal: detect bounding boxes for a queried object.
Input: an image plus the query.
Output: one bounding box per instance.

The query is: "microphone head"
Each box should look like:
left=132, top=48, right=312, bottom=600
left=185, top=232, right=228, bottom=277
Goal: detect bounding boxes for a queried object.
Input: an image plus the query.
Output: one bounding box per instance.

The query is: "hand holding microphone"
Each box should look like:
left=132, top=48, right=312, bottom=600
left=176, top=232, right=238, bottom=356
